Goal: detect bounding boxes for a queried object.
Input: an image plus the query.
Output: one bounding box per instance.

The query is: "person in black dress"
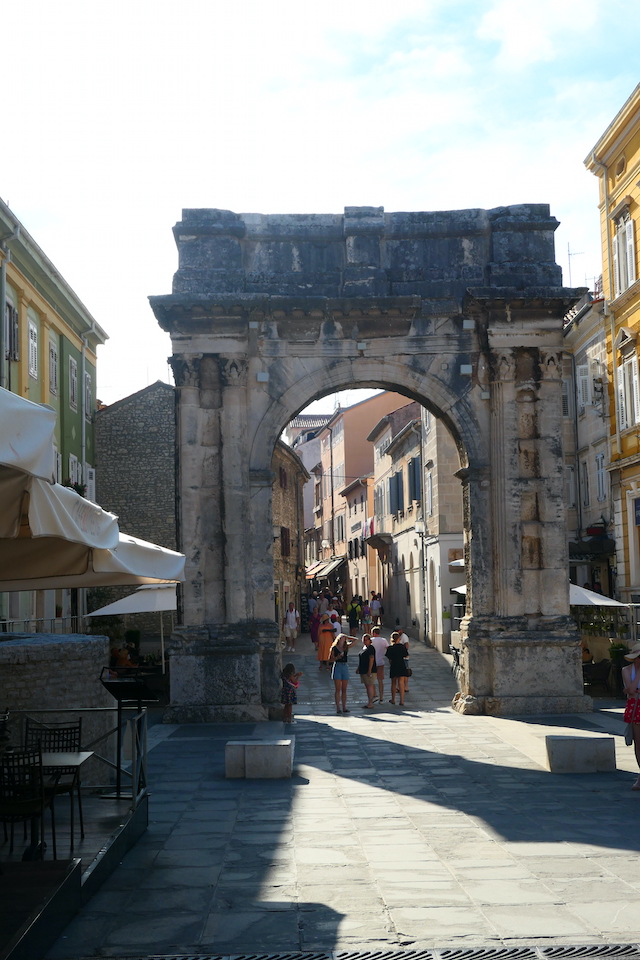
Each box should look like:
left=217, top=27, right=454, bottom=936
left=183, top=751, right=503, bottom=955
left=386, top=632, right=409, bottom=706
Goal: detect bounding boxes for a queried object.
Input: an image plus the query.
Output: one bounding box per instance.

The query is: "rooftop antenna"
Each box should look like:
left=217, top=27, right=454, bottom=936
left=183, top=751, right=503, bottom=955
left=567, top=242, right=584, bottom=288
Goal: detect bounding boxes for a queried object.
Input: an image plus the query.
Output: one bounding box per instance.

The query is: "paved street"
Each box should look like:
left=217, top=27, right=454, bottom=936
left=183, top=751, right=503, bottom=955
left=47, top=635, right=640, bottom=958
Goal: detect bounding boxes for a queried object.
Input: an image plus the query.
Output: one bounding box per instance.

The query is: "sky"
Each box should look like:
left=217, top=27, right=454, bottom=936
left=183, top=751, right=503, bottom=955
left=2, top=0, right=639, bottom=408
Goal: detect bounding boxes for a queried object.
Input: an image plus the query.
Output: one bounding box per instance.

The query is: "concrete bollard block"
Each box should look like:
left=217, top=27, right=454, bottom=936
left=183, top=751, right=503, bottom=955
left=245, top=740, right=293, bottom=778
left=225, top=739, right=294, bottom=778
left=225, top=740, right=249, bottom=778
left=545, top=735, right=616, bottom=773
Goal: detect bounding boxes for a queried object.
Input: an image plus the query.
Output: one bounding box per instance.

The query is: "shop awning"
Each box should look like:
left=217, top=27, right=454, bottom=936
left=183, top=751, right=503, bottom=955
left=305, top=560, right=326, bottom=580
left=568, top=537, right=616, bottom=560
left=0, top=387, right=56, bottom=482
left=451, top=583, right=467, bottom=595
left=317, top=557, right=346, bottom=578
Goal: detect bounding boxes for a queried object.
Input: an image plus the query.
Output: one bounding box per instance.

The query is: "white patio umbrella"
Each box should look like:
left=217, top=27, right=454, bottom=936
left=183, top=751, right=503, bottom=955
left=451, top=583, right=628, bottom=607
left=569, top=583, right=629, bottom=607
left=85, top=584, right=177, bottom=672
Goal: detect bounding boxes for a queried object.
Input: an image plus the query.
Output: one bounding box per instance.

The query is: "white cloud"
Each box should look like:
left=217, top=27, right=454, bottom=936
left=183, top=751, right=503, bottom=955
left=477, top=0, right=599, bottom=70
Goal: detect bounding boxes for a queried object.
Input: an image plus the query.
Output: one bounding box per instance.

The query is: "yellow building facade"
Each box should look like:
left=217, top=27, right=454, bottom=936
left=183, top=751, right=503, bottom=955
left=586, top=83, right=640, bottom=600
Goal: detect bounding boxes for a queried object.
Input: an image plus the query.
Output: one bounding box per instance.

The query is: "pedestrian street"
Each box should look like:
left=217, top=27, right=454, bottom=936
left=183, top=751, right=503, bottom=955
left=46, top=635, right=640, bottom=958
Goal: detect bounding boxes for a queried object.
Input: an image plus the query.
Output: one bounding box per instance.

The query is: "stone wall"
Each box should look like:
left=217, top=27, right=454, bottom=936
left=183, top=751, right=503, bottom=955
left=0, top=634, right=115, bottom=786
left=93, top=381, right=176, bottom=638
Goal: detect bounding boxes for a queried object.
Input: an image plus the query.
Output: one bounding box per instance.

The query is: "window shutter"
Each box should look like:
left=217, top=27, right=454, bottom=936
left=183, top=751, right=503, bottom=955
left=49, top=341, right=58, bottom=394
left=413, top=457, right=421, bottom=500
left=11, top=306, right=19, bottom=361
left=596, top=454, right=606, bottom=502
left=626, top=218, right=636, bottom=286
left=577, top=364, right=590, bottom=406
left=85, top=466, right=96, bottom=502
left=565, top=466, right=576, bottom=507
left=28, top=321, right=38, bottom=378
left=427, top=472, right=433, bottom=515
left=397, top=471, right=404, bottom=512
left=389, top=475, right=397, bottom=515
left=618, top=365, right=628, bottom=430
left=632, top=357, right=640, bottom=426
left=613, top=226, right=621, bottom=298
left=562, top=379, right=570, bottom=417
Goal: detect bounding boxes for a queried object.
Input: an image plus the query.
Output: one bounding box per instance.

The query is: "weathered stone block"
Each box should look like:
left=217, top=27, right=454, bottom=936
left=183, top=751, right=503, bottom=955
left=225, top=739, right=294, bottom=778
left=546, top=735, right=616, bottom=773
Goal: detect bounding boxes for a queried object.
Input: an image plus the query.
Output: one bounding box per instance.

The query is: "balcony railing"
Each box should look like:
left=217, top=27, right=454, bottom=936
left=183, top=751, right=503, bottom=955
left=0, top=616, right=82, bottom=637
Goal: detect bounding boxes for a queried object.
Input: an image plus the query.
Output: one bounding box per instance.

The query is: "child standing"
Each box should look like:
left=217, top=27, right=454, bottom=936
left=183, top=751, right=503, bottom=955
left=281, top=663, right=302, bottom=723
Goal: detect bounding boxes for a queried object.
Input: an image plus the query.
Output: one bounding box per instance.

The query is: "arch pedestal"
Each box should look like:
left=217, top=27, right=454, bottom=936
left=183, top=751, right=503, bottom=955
left=151, top=205, right=591, bottom=719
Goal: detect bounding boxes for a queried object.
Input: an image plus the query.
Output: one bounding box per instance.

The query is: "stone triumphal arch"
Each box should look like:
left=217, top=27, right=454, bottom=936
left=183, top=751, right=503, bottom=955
left=150, top=204, right=591, bottom=721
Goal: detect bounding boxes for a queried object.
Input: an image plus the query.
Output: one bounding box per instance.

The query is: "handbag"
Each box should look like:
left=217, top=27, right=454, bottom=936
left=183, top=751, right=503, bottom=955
left=625, top=722, right=634, bottom=746
left=406, top=667, right=413, bottom=677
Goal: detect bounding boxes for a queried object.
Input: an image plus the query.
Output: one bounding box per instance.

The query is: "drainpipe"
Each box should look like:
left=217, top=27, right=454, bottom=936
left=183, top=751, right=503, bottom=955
left=80, top=321, right=97, bottom=480
left=591, top=153, right=619, bottom=457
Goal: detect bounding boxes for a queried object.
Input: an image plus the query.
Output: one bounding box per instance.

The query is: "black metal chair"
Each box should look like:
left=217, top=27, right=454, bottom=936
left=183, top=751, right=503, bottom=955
left=582, top=658, right=613, bottom=696
left=24, top=717, right=84, bottom=858
left=0, top=747, right=48, bottom=861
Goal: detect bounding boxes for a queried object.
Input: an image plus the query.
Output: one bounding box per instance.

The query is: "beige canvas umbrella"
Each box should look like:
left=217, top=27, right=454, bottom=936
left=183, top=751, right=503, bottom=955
left=0, top=388, right=185, bottom=592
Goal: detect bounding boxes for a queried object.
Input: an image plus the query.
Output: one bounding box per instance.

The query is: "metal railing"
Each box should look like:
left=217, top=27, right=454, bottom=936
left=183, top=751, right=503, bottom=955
left=0, top=616, right=82, bottom=636
left=6, top=706, right=148, bottom=811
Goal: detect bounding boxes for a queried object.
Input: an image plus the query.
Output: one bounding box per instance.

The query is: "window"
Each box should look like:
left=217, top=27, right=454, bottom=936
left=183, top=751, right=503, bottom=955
left=69, top=357, right=78, bottom=410
left=27, top=320, right=38, bottom=379
left=334, top=514, right=345, bottom=542
left=280, top=527, right=290, bottom=556
left=333, top=461, right=345, bottom=493
left=581, top=461, right=590, bottom=507
left=279, top=466, right=288, bottom=489
left=49, top=341, right=58, bottom=395
left=596, top=453, right=607, bottom=502
left=617, top=354, right=640, bottom=430
left=613, top=215, right=636, bottom=298
left=84, top=372, right=92, bottom=421
left=4, top=301, right=19, bottom=360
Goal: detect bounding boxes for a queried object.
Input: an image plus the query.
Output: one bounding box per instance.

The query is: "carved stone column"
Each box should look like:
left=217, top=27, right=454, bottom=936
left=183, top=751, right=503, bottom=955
left=457, top=339, right=589, bottom=715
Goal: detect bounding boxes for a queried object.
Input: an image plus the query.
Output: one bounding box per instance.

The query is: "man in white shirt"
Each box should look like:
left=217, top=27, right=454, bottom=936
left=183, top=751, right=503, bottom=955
left=370, top=626, right=389, bottom=703
left=282, top=602, right=300, bottom=653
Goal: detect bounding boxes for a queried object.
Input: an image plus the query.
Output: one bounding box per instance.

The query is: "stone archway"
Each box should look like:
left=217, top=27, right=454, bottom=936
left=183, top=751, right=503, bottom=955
left=150, top=204, right=590, bottom=720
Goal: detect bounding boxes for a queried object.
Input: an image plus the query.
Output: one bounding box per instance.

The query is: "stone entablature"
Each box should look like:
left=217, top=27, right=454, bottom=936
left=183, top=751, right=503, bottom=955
left=151, top=204, right=589, bottom=719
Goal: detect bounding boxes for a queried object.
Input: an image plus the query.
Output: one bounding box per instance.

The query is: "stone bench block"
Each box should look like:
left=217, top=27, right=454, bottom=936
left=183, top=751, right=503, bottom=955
left=545, top=735, right=616, bottom=773
left=225, top=739, right=294, bottom=778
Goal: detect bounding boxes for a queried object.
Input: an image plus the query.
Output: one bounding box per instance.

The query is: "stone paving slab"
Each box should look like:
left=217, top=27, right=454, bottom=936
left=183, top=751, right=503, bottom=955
left=45, top=637, right=640, bottom=958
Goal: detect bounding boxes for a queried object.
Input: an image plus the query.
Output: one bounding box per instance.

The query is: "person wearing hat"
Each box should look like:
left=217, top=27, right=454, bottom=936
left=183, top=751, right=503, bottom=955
left=622, top=643, right=640, bottom=790
left=316, top=613, right=335, bottom=669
